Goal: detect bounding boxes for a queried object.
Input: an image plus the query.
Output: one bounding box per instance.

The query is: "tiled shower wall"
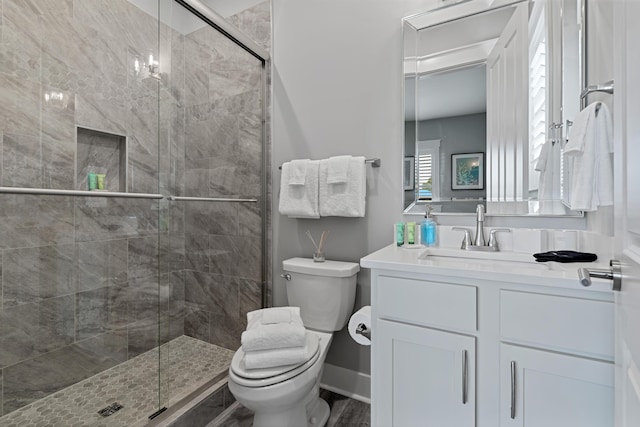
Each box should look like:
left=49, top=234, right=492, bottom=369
left=0, top=0, right=271, bottom=419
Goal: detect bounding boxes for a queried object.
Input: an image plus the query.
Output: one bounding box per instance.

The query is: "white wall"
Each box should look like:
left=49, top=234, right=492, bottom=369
left=272, top=0, right=433, bottom=375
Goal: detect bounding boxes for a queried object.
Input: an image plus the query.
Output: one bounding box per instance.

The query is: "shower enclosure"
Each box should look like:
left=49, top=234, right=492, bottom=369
left=0, top=0, right=269, bottom=425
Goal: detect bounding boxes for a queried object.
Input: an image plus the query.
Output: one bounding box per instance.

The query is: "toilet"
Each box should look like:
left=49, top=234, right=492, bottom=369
left=228, top=257, right=359, bottom=427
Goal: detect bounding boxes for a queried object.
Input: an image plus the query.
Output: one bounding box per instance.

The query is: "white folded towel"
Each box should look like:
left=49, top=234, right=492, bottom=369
left=278, top=160, right=320, bottom=218
left=261, top=307, right=292, bottom=325
left=243, top=333, right=318, bottom=370
left=289, top=159, right=309, bottom=185
left=565, top=102, right=613, bottom=211
left=242, top=307, right=306, bottom=352
left=319, top=156, right=366, bottom=217
left=327, top=155, right=351, bottom=184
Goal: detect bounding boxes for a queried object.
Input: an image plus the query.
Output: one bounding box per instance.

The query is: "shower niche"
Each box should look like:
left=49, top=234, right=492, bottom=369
left=76, top=127, right=127, bottom=192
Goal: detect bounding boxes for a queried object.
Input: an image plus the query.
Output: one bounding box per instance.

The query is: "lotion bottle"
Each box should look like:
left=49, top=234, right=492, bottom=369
left=422, top=206, right=437, bottom=247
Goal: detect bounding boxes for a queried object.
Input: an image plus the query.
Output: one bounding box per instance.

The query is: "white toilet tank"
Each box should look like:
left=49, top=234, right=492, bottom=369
left=282, top=258, right=359, bottom=332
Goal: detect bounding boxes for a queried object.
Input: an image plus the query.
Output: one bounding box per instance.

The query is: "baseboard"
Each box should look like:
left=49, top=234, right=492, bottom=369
left=320, top=363, right=371, bottom=404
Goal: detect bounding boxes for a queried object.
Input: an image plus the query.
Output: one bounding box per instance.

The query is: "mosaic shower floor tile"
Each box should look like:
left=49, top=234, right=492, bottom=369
left=0, top=336, right=234, bottom=427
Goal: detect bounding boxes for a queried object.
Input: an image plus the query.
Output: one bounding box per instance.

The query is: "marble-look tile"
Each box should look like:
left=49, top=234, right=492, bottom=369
left=76, top=238, right=128, bottom=292
left=0, top=70, right=41, bottom=138
left=75, top=284, right=131, bottom=340
left=183, top=36, right=212, bottom=107
left=238, top=200, right=262, bottom=237
left=184, top=271, right=239, bottom=316
left=2, top=244, right=76, bottom=307
left=128, top=235, right=160, bottom=281
left=2, top=133, right=41, bottom=188
left=0, top=195, right=75, bottom=250
left=0, top=295, right=75, bottom=368
left=41, top=136, right=75, bottom=190
left=169, top=200, right=186, bottom=234
left=161, top=232, right=186, bottom=273
left=41, top=86, right=75, bottom=142
left=0, top=0, right=43, bottom=82
left=185, top=110, right=239, bottom=162
left=238, top=277, right=262, bottom=319
left=184, top=201, right=238, bottom=236
left=127, top=316, right=159, bottom=358
left=227, top=1, right=272, bottom=52
left=2, top=330, right=127, bottom=414
left=209, top=235, right=261, bottom=281
left=74, top=197, right=159, bottom=242
left=184, top=304, right=210, bottom=342
left=210, top=311, right=243, bottom=350
left=128, top=276, right=161, bottom=323
left=184, top=159, right=211, bottom=198
left=185, top=232, right=210, bottom=272
left=217, top=404, right=253, bottom=427
left=0, top=368, right=3, bottom=418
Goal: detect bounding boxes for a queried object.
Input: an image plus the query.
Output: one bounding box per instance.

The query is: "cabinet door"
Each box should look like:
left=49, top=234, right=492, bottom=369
left=374, top=319, right=475, bottom=427
left=500, top=344, right=614, bottom=427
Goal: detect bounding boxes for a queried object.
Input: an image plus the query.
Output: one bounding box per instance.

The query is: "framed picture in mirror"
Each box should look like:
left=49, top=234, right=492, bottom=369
left=404, top=156, right=415, bottom=190
left=452, top=152, right=483, bottom=190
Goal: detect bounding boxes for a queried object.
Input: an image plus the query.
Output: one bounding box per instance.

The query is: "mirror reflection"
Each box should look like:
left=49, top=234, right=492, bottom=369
left=403, top=0, right=584, bottom=216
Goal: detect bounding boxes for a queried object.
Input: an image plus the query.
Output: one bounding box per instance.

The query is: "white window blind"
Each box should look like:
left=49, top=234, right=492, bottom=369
left=416, top=154, right=433, bottom=199
left=529, top=13, right=546, bottom=192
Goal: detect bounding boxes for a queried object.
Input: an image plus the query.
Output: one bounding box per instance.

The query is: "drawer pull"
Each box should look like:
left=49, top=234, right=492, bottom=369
left=510, top=361, right=517, bottom=419
left=462, top=350, right=468, bottom=404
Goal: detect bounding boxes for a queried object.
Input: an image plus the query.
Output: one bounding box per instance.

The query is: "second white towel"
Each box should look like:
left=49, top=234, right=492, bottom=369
left=319, top=156, right=366, bottom=217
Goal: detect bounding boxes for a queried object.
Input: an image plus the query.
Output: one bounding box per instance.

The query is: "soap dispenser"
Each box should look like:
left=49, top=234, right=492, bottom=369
left=422, top=206, right=437, bottom=247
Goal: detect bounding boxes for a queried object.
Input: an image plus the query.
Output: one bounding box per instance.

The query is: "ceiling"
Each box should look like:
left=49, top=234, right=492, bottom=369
left=405, top=64, right=487, bottom=122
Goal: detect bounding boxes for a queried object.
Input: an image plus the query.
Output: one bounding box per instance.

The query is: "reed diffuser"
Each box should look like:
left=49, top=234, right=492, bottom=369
left=306, top=230, right=329, bottom=262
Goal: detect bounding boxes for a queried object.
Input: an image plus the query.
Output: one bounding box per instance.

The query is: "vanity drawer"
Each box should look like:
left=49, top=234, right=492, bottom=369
left=500, top=290, right=614, bottom=359
left=377, top=275, right=477, bottom=331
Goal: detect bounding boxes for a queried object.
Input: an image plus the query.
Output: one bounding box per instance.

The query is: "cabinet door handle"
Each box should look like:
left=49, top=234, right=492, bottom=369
left=510, top=361, right=517, bottom=419
left=462, top=350, right=468, bottom=404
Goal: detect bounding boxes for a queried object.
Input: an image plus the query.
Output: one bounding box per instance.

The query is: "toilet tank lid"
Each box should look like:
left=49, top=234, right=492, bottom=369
left=283, top=257, right=360, bottom=278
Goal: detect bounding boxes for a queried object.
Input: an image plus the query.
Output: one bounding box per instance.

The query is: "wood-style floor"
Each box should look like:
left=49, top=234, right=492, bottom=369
left=216, top=389, right=370, bottom=427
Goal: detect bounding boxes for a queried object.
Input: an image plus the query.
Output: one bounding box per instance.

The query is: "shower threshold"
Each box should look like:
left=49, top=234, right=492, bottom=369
left=0, top=335, right=234, bottom=427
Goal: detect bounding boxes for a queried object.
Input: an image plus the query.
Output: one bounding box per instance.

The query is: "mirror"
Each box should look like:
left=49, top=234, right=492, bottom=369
left=403, top=0, right=584, bottom=216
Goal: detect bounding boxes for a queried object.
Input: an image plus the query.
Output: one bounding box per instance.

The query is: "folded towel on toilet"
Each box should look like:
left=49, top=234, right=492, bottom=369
left=243, top=333, right=318, bottom=370
left=241, top=307, right=306, bottom=352
left=260, top=307, right=292, bottom=325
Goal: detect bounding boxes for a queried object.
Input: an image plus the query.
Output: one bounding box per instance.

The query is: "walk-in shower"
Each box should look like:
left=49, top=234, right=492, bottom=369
left=0, top=0, right=269, bottom=425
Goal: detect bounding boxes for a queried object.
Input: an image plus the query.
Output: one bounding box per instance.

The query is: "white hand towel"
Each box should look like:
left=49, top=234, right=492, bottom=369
left=242, top=307, right=306, bottom=352
left=278, top=160, right=320, bottom=218
left=319, top=156, right=366, bottom=217
left=261, top=307, right=292, bottom=325
left=289, top=159, right=309, bottom=185
left=565, top=102, right=613, bottom=211
left=243, top=333, right=318, bottom=370
left=326, top=155, right=351, bottom=184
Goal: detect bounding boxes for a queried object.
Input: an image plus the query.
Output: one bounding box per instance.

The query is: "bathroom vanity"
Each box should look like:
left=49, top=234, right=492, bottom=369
left=361, top=245, right=614, bottom=427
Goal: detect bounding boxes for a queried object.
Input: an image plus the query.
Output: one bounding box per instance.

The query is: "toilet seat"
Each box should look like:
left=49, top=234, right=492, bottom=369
left=230, top=332, right=321, bottom=388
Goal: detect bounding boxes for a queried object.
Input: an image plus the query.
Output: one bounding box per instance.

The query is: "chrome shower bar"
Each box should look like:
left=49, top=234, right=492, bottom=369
left=166, top=195, right=258, bottom=203
left=0, top=187, right=164, bottom=199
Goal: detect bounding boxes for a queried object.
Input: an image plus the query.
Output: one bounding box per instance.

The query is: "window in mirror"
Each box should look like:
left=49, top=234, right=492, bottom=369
left=416, top=140, right=440, bottom=201
left=529, top=5, right=547, bottom=195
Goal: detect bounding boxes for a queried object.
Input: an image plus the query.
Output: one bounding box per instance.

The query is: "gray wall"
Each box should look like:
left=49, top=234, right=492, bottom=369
left=404, top=113, right=487, bottom=207
left=271, top=0, right=613, bottom=379
left=272, top=0, right=431, bottom=376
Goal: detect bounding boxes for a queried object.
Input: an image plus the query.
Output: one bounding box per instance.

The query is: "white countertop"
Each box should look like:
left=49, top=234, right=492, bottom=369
left=360, top=244, right=613, bottom=294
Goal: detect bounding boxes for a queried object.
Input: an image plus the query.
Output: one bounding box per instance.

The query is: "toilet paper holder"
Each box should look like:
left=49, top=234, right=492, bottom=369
left=355, top=323, right=371, bottom=340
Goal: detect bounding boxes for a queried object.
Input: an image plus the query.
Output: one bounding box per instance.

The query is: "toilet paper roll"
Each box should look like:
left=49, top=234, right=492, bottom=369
left=348, top=306, right=372, bottom=346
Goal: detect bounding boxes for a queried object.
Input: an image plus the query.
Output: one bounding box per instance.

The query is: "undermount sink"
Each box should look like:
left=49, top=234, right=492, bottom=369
left=418, top=247, right=550, bottom=270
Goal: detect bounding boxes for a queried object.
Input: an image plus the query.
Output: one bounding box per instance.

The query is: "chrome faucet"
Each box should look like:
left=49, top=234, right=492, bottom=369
left=453, top=204, right=511, bottom=252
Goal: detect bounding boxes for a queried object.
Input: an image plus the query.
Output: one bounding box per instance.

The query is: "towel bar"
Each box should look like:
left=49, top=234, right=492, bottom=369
left=278, top=157, right=381, bottom=170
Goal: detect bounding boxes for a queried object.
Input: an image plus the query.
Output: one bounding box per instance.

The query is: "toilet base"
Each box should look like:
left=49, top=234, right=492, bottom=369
left=250, top=395, right=330, bottom=427
left=307, top=397, right=330, bottom=427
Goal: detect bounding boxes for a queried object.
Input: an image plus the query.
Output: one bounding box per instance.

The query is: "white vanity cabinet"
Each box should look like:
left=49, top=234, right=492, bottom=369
left=373, top=275, right=478, bottom=427
left=363, top=246, right=615, bottom=427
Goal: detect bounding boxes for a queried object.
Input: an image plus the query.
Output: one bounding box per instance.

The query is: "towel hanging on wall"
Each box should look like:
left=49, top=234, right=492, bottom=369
left=319, top=156, right=366, bottom=217
left=564, top=101, right=613, bottom=211
left=278, top=160, right=320, bottom=218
